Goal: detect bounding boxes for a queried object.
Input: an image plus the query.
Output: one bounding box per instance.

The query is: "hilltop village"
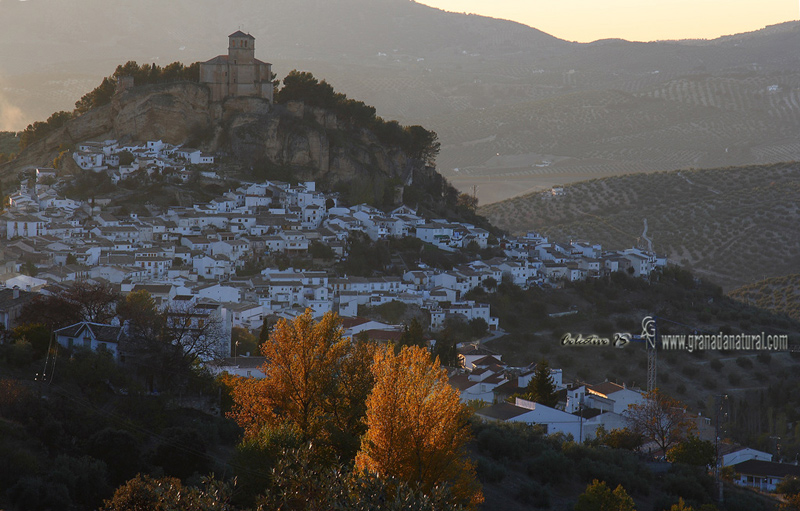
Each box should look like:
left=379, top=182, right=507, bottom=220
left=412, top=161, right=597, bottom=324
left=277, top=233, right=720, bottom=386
left=2, top=34, right=796, bottom=507
left=0, top=136, right=683, bottom=447
left=1, top=136, right=666, bottom=347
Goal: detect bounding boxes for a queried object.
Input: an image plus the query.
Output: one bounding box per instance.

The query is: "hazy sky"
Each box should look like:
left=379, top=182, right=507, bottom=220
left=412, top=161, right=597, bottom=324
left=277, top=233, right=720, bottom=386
left=419, top=0, right=799, bottom=42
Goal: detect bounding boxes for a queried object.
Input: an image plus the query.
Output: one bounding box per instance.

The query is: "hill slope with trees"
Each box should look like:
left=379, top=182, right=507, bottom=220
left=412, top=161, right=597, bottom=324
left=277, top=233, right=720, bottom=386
left=481, top=162, right=800, bottom=291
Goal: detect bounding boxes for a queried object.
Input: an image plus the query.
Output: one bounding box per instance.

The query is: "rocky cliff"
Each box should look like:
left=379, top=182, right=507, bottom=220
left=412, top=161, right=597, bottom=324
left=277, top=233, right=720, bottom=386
left=229, top=100, right=419, bottom=189
left=0, top=81, right=427, bottom=197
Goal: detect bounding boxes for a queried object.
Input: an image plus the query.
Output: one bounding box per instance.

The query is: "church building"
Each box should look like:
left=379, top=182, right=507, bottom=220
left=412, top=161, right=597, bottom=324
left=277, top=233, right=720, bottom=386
left=200, top=31, right=273, bottom=103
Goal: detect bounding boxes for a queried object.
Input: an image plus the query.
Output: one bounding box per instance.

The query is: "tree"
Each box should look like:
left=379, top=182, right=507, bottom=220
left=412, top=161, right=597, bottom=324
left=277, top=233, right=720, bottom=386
left=432, top=332, right=458, bottom=367
left=150, top=427, right=210, bottom=479
left=783, top=493, right=800, bottom=511
left=669, top=498, right=694, bottom=511
left=399, top=318, right=426, bottom=349
left=468, top=318, right=488, bottom=339
left=309, top=240, right=335, bottom=260
left=18, top=281, right=119, bottom=329
left=117, top=151, right=135, bottom=166
left=355, top=345, right=483, bottom=509
left=667, top=435, right=716, bottom=467
left=21, top=261, right=38, bottom=277
left=231, top=326, right=258, bottom=357
left=227, top=310, right=375, bottom=460
left=404, top=124, right=441, bottom=165
left=258, top=316, right=271, bottom=345
left=523, top=359, right=559, bottom=408
left=594, top=426, right=644, bottom=451
left=11, top=323, right=50, bottom=358
left=102, top=475, right=233, bottom=511
left=276, top=70, right=338, bottom=107
left=626, top=389, right=696, bottom=454
left=574, top=479, right=636, bottom=511
left=258, top=444, right=466, bottom=511
left=118, top=291, right=227, bottom=391
left=66, top=282, right=120, bottom=324
left=87, top=429, right=143, bottom=486
left=777, top=476, right=800, bottom=496
left=456, top=193, right=478, bottom=212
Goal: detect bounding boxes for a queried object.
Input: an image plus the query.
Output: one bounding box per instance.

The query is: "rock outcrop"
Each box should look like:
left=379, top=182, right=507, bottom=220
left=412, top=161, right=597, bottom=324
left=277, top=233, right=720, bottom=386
left=1, top=82, right=426, bottom=193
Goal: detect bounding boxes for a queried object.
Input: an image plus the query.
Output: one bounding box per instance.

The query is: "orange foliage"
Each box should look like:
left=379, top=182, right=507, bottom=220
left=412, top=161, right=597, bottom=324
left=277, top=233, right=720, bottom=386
left=226, top=310, right=374, bottom=457
left=355, top=346, right=483, bottom=509
left=0, top=378, right=32, bottom=411
left=627, top=389, right=697, bottom=454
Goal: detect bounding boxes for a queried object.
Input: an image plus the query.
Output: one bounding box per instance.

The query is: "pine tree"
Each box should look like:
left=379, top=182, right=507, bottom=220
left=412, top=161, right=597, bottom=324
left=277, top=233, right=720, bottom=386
left=525, top=359, right=559, bottom=407
left=399, top=318, right=425, bottom=349
left=258, top=316, right=270, bottom=345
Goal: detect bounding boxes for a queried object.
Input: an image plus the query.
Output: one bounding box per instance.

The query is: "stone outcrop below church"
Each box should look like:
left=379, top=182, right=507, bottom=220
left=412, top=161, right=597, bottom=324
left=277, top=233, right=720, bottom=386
left=229, top=99, right=420, bottom=187
left=2, top=81, right=427, bottom=190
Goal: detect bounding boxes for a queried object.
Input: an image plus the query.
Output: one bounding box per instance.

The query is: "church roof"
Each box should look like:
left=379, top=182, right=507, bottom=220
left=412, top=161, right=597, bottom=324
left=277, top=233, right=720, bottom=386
left=229, top=31, right=255, bottom=39
left=202, top=55, right=229, bottom=65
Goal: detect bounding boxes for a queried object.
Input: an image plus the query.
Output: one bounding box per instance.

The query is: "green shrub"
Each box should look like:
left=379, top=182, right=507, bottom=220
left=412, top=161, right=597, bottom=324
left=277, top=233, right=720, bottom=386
left=525, top=449, right=572, bottom=485
left=514, top=480, right=550, bottom=507
left=476, top=457, right=507, bottom=483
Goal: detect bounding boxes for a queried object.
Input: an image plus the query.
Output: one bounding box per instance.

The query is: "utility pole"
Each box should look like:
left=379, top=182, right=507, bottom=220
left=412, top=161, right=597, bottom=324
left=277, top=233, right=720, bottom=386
left=715, top=395, right=728, bottom=504
left=645, top=316, right=657, bottom=392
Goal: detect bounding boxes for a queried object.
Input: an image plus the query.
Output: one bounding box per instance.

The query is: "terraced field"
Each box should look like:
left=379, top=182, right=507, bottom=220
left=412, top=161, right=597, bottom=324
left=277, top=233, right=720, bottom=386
left=480, top=163, right=800, bottom=291
left=730, top=274, right=800, bottom=321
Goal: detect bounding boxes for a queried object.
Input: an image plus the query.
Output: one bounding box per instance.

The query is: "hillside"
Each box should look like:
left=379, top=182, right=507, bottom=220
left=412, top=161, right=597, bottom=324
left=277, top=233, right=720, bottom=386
left=0, top=78, right=430, bottom=204
left=480, top=162, right=800, bottom=291
left=472, top=267, right=799, bottom=395
left=730, top=274, right=800, bottom=321
left=5, top=1, right=800, bottom=202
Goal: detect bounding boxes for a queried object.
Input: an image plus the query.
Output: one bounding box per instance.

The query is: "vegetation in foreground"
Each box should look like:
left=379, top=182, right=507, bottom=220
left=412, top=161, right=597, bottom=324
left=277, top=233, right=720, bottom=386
left=0, top=292, right=791, bottom=511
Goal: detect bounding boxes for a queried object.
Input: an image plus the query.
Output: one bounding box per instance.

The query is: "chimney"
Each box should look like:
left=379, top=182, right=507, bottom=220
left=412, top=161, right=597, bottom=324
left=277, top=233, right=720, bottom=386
left=12, top=286, right=20, bottom=299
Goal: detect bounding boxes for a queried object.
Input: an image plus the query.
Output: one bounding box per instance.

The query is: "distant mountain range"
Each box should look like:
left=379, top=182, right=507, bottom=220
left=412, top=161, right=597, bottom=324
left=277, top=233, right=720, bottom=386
left=3, top=0, right=800, bottom=203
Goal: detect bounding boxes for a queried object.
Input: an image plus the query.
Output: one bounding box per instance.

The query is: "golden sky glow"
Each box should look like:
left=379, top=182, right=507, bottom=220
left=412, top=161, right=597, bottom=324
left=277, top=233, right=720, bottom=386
left=418, top=0, right=799, bottom=42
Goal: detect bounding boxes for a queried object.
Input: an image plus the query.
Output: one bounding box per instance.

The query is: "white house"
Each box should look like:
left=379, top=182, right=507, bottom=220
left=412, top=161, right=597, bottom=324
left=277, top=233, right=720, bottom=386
left=55, top=322, right=128, bottom=360
left=721, top=446, right=772, bottom=467
left=477, top=398, right=582, bottom=438
left=208, top=356, right=266, bottom=378
left=732, top=460, right=800, bottom=492
left=565, top=382, right=644, bottom=415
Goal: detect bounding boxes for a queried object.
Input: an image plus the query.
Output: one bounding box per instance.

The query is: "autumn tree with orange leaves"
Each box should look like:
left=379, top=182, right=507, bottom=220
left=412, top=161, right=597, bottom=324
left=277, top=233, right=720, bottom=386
left=355, top=345, right=483, bottom=510
left=226, top=309, right=375, bottom=459
left=626, top=389, right=696, bottom=454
